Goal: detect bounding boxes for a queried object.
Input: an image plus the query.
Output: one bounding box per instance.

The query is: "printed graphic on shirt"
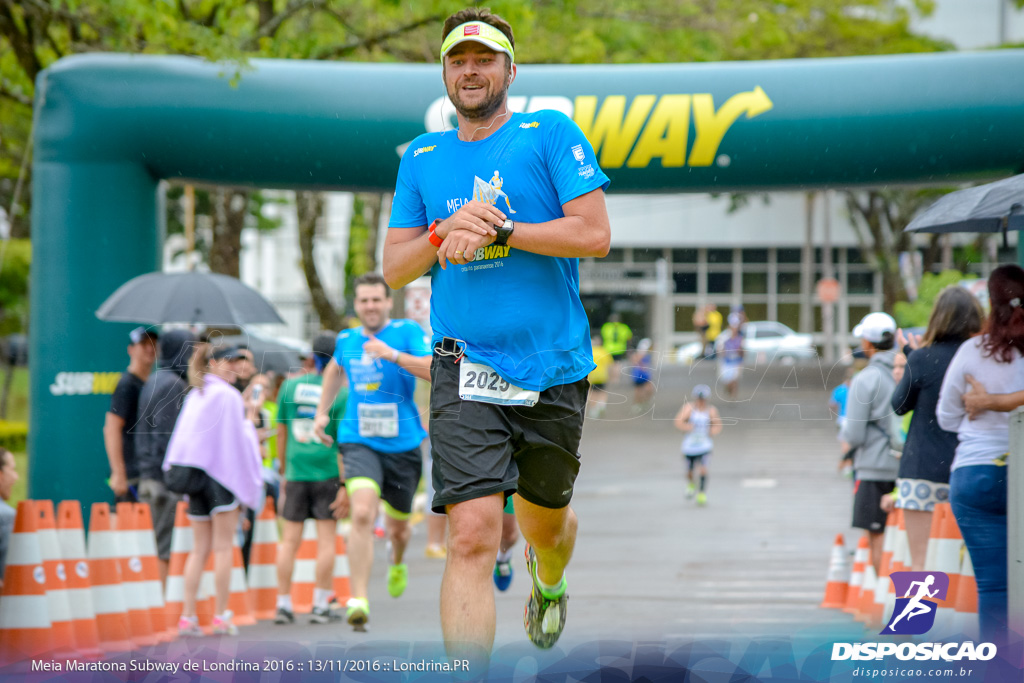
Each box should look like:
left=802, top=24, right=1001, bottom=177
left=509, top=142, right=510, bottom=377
left=473, top=171, right=517, bottom=215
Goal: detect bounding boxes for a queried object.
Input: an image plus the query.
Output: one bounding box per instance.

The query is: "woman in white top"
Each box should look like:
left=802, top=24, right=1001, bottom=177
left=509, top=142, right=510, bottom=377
left=674, top=384, right=723, bottom=506
left=936, top=264, right=1024, bottom=647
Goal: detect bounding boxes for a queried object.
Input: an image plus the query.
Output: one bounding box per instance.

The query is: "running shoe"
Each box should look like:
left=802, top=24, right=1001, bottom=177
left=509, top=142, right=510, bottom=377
left=685, top=483, right=696, bottom=499
left=346, top=597, right=370, bottom=631
left=310, top=604, right=342, bottom=624
left=425, top=544, right=447, bottom=559
left=696, top=492, right=707, bottom=506
left=274, top=606, right=295, bottom=625
left=211, top=610, right=238, bottom=636
left=523, top=545, right=567, bottom=649
left=387, top=563, right=408, bottom=598
left=177, top=615, right=203, bottom=638
left=494, top=559, right=514, bottom=592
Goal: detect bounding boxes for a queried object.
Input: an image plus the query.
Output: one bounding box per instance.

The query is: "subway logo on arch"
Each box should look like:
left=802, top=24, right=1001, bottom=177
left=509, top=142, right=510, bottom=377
left=422, top=88, right=773, bottom=169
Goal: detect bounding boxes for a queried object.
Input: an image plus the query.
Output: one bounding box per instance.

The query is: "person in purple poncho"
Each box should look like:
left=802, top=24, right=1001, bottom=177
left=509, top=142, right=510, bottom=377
left=163, top=344, right=263, bottom=637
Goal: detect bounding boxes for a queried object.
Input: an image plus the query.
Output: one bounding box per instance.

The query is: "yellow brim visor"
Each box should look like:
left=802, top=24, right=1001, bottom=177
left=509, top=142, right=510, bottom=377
left=440, top=21, right=514, bottom=64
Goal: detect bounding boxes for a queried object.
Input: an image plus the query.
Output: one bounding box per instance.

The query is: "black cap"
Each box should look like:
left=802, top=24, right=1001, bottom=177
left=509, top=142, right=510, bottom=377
left=312, top=332, right=336, bottom=362
left=129, top=326, right=159, bottom=345
left=211, top=345, right=246, bottom=361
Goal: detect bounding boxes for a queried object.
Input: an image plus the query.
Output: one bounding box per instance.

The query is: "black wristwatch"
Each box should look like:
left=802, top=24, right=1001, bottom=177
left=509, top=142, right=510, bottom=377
left=494, top=219, right=515, bottom=246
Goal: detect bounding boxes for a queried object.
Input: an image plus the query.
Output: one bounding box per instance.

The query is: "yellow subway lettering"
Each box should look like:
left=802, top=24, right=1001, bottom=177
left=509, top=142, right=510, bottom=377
left=574, top=95, right=656, bottom=169
left=689, top=86, right=773, bottom=166
left=627, top=94, right=691, bottom=168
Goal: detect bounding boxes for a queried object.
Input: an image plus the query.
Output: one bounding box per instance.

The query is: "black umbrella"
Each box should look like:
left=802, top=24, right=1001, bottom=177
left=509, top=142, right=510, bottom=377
left=905, top=173, right=1024, bottom=247
left=96, top=271, right=285, bottom=326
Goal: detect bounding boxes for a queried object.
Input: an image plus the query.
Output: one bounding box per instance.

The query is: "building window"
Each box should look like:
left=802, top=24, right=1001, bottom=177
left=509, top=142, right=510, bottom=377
left=674, top=305, right=697, bottom=332
left=848, top=272, right=874, bottom=294
left=672, top=248, right=698, bottom=264
left=673, top=272, right=697, bottom=294
left=742, top=248, right=769, bottom=264
left=604, top=248, right=625, bottom=263
left=777, top=248, right=802, bottom=264
left=742, top=272, right=768, bottom=294
left=708, top=272, right=732, bottom=294
left=742, top=302, right=768, bottom=321
left=707, top=248, right=733, bottom=264
left=633, top=248, right=662, bottom=263
left=776, top=271, right=802, bottom=294
left=777, top=303, right=801, bottom=330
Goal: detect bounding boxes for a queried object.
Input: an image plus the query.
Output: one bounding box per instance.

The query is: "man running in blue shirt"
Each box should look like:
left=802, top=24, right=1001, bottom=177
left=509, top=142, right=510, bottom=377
left=381, top=7, right=611, bottom=658
left=313, top=273, right=431, bottom=632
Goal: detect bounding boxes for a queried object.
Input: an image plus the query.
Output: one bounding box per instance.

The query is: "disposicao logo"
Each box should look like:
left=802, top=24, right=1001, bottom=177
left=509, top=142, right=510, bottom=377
left=883, top=571, right=947, bottom=635
left=831, top=571, right=997, bottom=663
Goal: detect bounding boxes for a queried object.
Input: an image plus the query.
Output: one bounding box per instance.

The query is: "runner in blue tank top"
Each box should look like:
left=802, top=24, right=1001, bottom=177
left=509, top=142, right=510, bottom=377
left=381, top=7, right=611, bottom=659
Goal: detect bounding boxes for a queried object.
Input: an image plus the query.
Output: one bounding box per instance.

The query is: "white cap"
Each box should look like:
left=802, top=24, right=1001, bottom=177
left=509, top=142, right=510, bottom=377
left=637, top=338, right=652, bottom=352
left=852, top=312, right=896, bottom=344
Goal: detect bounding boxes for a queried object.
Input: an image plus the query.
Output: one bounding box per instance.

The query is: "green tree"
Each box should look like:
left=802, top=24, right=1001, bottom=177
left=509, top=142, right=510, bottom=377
left=893, top=269, right=975, bottom=328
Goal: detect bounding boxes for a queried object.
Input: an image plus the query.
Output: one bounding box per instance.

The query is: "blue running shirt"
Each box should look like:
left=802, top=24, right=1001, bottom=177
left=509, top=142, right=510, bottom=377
left=333, top=319, right=430, bottom=453
left=389, top=110, right=610, bottom=392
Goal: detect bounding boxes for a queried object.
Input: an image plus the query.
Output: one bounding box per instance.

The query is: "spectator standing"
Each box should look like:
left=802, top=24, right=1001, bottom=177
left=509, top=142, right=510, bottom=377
left=937, top=264, right=1024, bottom=647
left=705, top=304, right=723, bottom=355
left=890, top=287, right=983, bottom=571
left=136, top=329, right=195, bottom=584
left=164, top=345, right=263, bottom=637
left=104, top=327, right=158, bottom=502
left=840, top=312, right=899, bottom=574
left=718, top=320, right=744, bottom=399
left=0, top=448, right=18, bottom=590
left=274, top=332, right=349, bottom=625
left=601, top=314, right=632, bottom=383
left=587, top=333, right=612, bottom=418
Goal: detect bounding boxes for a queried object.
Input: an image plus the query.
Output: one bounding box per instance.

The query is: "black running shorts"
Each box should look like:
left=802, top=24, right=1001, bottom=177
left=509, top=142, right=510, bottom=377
left=338, top=442, right=422, bottom=516
left=186, top=473, right=238, bottom=520
left=281, top=478, right=341, bottom=522
left=852, top=479, right=895, bottom=532
left=429, top=350, right=588, bottom=514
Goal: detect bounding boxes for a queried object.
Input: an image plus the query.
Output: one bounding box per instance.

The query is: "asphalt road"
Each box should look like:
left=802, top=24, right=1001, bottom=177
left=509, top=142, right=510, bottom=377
left=230, top=354, right=870, bottom=651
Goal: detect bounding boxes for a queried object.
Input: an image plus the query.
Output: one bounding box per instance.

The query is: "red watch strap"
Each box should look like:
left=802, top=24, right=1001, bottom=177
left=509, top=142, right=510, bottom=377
left=428, top=219, right=443, bottom=248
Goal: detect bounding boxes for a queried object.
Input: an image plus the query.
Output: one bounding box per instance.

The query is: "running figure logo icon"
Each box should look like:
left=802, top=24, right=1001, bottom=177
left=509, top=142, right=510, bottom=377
left=881, top=571, right=949, bottom=635
left=472, top=172, right=516, bottom=214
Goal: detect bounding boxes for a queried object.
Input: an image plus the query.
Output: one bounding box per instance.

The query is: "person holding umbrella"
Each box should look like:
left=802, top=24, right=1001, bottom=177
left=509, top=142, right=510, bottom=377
left=164, top=344, right=264, bottom=637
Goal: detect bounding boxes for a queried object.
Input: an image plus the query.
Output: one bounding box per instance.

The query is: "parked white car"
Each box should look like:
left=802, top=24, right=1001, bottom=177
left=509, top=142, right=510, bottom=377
left=716, top=321, right=816, bottom=360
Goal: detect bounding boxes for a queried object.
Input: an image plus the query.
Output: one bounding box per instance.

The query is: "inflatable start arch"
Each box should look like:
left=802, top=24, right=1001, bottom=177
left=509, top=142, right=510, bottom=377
left=30, top=50, right=1024, bottom=504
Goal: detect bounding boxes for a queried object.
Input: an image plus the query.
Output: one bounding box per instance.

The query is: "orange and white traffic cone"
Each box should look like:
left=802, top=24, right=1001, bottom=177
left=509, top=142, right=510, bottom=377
left=114, top=502, right=157, bottom=647
left=289, top=519, right=317, bottom=613
left=133, top=503, right=171, bottom=643
left=820, top=533, right=849, bottom=609
left=56, top=501, right=102, bottom=659
left=228, top=540, right=256, bottom=626
left=197, top=554, right=216, bottom=632
left=87, top=503, right=133, bottom=653
left=34, top=500, right=77, bottom=657
left=878, top=510, right=897, bottom=579
left=929, top=503, right=963, bottom=635
left=891, top=509, right=910, bottom=573
left=844, top=536, right=869, bottom=615
left=248, top=496, right=278, bottom=620
left=855, top=561, right=878, bottom=626
left=0, top=501, right=52, bottom=664
left=333, top=522, right=352, bottom=605
left=164, top=501, right=191, bottom=630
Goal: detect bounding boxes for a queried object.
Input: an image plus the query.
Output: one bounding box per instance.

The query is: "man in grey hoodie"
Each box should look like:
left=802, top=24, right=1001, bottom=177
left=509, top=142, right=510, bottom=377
left=840, top=312, right=899, bottom=574
left=136, top=329, right=197, bottom=584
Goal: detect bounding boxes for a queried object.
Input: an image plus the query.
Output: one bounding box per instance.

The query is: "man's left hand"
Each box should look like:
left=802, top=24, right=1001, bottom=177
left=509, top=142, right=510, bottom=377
left=437, top=228, right=496, bottom=270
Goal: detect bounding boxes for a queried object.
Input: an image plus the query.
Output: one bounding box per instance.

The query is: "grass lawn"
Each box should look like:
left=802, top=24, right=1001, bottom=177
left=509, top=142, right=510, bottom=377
left=6, top=367, right=29, bottom=424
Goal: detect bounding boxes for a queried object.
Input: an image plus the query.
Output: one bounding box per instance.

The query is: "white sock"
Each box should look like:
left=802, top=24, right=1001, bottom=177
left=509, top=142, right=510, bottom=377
left=314, top=588, right=333, bottom=609
left=496, top=548, right=515, bottom=563
left=277, top=594, right=292, bottom=611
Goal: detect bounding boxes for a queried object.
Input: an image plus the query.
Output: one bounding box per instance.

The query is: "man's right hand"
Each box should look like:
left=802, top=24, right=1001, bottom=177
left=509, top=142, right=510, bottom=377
left=313, top=413, right=334, bottom=447
left=109, top=471, right=128, bottom=497
left=434, top=200, right=503, bottom=242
